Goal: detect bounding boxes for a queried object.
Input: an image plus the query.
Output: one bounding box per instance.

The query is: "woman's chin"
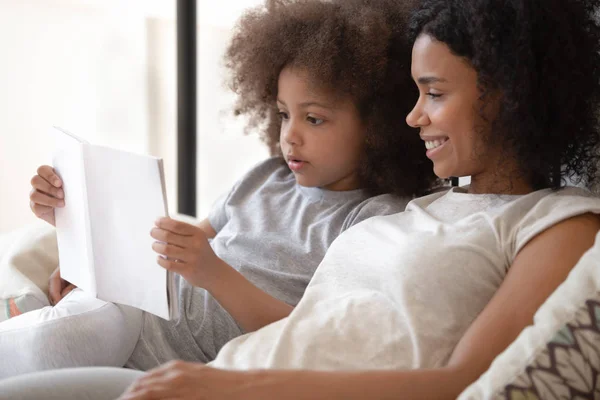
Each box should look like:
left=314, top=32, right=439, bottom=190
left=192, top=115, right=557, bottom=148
left=432, top=165, right=453, bottom=180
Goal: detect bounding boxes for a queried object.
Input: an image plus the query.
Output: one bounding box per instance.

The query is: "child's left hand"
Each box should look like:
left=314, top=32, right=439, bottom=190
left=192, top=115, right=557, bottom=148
left=151, top=217, right=222, bottom=289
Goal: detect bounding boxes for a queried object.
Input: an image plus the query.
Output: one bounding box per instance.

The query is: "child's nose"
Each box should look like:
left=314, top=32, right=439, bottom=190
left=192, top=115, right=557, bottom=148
left=282, top=120, right=302, bottom=146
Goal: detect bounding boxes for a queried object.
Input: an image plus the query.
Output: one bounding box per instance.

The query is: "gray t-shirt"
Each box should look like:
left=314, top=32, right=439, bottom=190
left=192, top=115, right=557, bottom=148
left=127, top=157, right=409, bottom=369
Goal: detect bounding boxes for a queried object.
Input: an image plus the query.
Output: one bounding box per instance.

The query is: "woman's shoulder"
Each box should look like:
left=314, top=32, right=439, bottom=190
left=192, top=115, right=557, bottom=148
left=507, top=186, right=599, bottom=220
left=503, top=187, right=600, bottom=259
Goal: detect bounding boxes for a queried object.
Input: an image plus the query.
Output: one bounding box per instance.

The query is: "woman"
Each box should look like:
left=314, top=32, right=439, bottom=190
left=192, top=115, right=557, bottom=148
left=1, top=0, right=600, bottom=399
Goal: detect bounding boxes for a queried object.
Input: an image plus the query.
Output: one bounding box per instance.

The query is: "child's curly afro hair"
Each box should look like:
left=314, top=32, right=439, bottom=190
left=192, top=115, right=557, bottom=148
left=224, top=0, right=437, bottom=198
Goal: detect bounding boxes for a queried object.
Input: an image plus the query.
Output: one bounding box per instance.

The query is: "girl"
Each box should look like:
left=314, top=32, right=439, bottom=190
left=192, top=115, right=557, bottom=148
left=0, top=0, right=434, bottom=376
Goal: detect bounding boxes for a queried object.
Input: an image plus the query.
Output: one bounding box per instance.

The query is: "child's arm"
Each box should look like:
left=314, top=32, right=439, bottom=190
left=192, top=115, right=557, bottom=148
left=151, top=217, right=293, bottom=332
left=195, top=218, right=217, bottom=239
left=203, top=260, right=294, bottom=331
left=194, top=219, right=288, bottom=330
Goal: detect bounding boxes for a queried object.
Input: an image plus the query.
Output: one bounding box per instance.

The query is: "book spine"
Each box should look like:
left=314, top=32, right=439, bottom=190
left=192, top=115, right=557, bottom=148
left=81, top=144, right=97, bottom=296
left=158, top=159, right=169, bottom=218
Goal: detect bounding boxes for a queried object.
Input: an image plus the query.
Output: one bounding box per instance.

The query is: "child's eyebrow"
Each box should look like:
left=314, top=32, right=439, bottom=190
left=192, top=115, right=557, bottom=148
left=277, top=98, right=334, bottom=110
left=299, top=101, right=334, bottom=110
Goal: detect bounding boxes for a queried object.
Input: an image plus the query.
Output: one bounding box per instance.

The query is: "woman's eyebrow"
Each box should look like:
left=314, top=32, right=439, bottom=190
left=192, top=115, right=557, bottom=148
left=416, top=76, right=448, bottom=85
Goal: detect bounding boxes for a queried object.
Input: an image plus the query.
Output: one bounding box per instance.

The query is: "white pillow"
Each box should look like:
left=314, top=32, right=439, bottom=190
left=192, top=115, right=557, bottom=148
left=0, top=221, right=57, bottom=321
left=458, top=231, right=600, bottom=399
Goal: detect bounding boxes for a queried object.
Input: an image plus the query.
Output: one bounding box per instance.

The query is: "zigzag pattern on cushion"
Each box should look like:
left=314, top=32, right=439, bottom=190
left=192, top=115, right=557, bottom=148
left=498, top=299, right=600, bottom=400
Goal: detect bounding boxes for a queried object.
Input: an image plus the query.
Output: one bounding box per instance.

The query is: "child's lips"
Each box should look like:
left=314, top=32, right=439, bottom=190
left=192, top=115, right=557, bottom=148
left=287, top=159, right=307, bottom=172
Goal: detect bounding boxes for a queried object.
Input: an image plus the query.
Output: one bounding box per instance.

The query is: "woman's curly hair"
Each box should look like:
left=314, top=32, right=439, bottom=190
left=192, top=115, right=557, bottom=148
left=224, top=0, right=437, bottom=197
left=409, top=0, right=600, bottom=190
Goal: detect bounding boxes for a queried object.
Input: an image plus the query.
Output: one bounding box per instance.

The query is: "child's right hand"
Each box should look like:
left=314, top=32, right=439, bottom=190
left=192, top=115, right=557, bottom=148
left=29, top=165, right=65, bottom=227
left=48, top=266, right=76, bottom=305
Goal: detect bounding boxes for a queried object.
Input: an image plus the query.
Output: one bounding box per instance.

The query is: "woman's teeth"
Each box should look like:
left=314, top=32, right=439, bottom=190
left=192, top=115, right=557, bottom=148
left=425, top=139, right=447, bottom=150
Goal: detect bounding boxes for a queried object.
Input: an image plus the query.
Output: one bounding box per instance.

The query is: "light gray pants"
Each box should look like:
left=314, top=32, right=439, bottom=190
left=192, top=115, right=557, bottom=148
left=0, top=289, right=143, bottom=379
left=0, top=367, right=142, bottom=400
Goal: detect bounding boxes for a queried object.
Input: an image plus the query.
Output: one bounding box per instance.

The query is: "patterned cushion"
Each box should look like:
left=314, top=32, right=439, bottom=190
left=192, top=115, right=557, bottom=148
left=459, top=231, right=600, bottom=400
left=501, top=299, right=600, bottom=399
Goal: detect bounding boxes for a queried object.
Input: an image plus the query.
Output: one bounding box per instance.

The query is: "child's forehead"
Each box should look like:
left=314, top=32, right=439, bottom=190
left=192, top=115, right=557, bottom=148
left=277, top=66, right=350, bottom=106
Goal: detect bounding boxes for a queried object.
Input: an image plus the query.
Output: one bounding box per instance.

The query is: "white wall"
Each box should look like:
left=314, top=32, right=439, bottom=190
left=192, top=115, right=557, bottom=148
left=196, top=0, right=269, bottom=216
left=196, top=24, right=269, bottom=217
left=0, top=0, right=268, bottom=234
left=0, top=0, right=149, bottom=233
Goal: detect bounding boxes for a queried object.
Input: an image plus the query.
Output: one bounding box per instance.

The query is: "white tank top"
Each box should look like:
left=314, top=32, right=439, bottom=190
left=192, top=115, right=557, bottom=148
left=211, top=187, right=600, bottom=371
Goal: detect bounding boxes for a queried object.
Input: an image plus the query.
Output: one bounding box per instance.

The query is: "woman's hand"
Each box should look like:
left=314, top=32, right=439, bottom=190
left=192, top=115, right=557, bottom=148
left=29, top=165, right=64, bottom=227
left=151, top=218, right=223, bottom=289
left=48, top=266, right=77, bottom=305
left=117, top=361, right=333, bottom=400
left=118, top=361, right=263, bottom=400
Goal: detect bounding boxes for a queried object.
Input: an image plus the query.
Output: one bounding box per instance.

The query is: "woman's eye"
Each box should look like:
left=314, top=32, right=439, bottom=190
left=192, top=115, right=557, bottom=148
left=426, top=92, right=442, bottom=99
left=307, top=116, right=324, bottom=125
left=277, top=111, right=289, bottom=120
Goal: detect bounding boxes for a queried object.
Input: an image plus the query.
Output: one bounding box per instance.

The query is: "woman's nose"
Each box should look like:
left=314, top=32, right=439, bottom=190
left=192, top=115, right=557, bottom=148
left=406, top=100, right=429, bottom=128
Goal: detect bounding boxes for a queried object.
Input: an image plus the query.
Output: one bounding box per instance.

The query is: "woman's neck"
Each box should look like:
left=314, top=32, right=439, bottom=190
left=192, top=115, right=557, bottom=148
left=468, top=170, right=533, bottom=195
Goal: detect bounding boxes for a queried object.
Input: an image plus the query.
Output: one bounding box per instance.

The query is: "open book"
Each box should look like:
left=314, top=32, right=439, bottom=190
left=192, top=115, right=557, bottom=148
left=52, top=127, right=179, bottom=320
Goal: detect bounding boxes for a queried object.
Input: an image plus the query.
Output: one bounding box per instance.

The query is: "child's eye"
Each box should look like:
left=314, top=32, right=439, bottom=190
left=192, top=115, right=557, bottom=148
left=307, top=116, right=324, bottom=126
left=426, top=92, right=442, bottom=99
left=277, top=111, right=289, bottom=120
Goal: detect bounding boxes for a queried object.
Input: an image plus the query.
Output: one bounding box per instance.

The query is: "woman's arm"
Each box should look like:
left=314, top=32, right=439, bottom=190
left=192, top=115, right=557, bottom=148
left=135, top=213, right=600, bottom=400
left=118, top=362, right=463, bottom=400
left=444, top=212, right=600, bottom=385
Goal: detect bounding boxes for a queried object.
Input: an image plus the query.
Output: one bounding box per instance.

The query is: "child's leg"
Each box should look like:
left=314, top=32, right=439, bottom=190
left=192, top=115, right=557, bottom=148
left=0, top=367, right=142, bottom=400
left=123, top=279, right=244, bottom=371
left=0, top=288, right=143, bottom=379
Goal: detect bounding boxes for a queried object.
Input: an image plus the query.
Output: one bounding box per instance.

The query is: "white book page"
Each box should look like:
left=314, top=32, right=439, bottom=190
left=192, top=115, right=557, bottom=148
left=52, top=128, right=96, bottom=295
left=83, top=145, right=170, bottom=319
